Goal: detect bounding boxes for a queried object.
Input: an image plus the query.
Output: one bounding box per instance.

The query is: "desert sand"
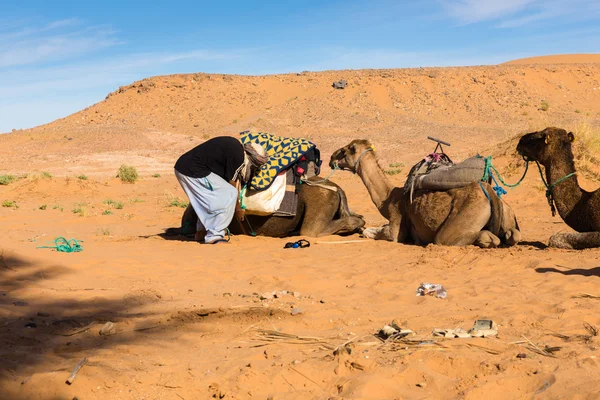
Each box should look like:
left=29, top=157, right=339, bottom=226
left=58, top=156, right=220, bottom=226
left=1, top=55, right=600, bottom=400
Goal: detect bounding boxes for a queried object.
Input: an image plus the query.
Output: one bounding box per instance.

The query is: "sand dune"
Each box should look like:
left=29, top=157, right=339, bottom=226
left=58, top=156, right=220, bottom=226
left=504, top=53, right=600, bottom=65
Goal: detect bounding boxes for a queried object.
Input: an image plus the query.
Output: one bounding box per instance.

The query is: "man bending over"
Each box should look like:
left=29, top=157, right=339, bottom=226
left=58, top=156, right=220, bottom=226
left=174, top=136, right=267, bottom=244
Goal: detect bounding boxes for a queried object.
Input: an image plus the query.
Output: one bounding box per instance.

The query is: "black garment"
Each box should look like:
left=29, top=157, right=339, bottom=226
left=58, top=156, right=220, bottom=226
left=174, top=136, right=244, bottom=181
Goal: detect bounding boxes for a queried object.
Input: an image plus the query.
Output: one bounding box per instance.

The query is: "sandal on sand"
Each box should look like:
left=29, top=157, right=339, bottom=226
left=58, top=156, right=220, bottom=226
left=205, top=238, right=230, bottom=245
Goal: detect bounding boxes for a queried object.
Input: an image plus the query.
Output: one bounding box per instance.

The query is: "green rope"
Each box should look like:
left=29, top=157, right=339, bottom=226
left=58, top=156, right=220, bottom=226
left=37, top=237, right=83, bottom=253
left=481, top=155, right=529, bottom=188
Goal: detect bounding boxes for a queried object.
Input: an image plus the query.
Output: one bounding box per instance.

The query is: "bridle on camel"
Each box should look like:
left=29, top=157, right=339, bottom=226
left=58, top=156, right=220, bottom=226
left=352, top=147, right=375, bottom=174
left=531, top=159, right=576, bottom=217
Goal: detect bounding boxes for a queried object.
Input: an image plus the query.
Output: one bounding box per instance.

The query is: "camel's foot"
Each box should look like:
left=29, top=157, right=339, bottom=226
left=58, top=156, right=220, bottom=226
left=361, top=227, right=381, bottom=239
left=474, top=230, right=501, bottom=248
left=503, top=228, right=521, bottom=246
left=361, top=225, right=395, bottom=241
left=549, top=232, right=600, bottom=250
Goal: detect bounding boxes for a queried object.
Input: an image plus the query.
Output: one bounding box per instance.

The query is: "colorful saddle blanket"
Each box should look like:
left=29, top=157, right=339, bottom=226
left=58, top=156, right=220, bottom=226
left=240, top=131, right=320, bottom=190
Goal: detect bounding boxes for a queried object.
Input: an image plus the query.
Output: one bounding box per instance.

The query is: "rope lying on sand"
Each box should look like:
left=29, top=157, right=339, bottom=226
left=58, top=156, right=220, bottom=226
left=37, top=237, right=83, bottom=253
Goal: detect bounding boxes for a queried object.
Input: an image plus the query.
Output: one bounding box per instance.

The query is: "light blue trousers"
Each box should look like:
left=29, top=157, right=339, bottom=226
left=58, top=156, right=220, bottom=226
left=174, top=170, right=237, bottom=243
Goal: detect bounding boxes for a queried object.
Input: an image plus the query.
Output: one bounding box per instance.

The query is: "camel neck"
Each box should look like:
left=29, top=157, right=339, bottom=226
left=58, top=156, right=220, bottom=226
left=544, top=153, right=583, bottom=224
left=355, top=152, right=394, bottom=219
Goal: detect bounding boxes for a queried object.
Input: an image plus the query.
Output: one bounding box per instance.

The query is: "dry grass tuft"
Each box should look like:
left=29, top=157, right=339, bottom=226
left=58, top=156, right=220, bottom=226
left=572, top=122, right=600, bottom=182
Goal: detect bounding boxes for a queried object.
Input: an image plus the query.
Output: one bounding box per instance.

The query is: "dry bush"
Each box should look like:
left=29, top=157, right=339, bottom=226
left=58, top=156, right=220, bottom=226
left=117, top=165, right=138, bottom=183
left=572, top=122, right=600, bottom=182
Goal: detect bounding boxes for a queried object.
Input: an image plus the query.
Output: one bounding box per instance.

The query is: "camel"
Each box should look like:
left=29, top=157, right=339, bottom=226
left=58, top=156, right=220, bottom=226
left=171, top=176, right=365, bottom=238
left=330, top=140, right=521, bottom=247
left=517, top=127, right=600, bottom=249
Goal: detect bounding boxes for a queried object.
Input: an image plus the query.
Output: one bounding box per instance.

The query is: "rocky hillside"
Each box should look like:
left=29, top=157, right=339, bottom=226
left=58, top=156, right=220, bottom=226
left=1, top=62, right=599, bottom=175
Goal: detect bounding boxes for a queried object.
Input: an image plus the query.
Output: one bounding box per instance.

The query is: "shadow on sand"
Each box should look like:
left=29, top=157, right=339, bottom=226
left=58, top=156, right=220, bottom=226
left=0, top=249, right=281, bottom=399
left=535, top=266, right=600, bottom=277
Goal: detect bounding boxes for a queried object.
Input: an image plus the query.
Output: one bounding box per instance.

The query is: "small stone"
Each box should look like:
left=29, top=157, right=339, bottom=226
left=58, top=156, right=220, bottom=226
left=222, top=292, right=232, bottom=297
left=291, top=308, right=303, bottom=316
left=13, top=301, right=28, bottom=307
left=260, top=292, right=274, bottom=300
left=292, top=292, right=302, bottom=299
left=99, top=321, right=116, bottom=336
left=320, top=299, right=326, bottom=304
left=24, top=322, right=37, bottom=328
left=291, top=360, right=301, bottom=365
left=516, top=353, right=527, bottom=359
left=416, top=382, right=427, bottom=388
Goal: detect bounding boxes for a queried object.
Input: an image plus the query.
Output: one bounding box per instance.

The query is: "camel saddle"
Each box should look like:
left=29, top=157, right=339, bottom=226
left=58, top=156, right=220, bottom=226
left=404, top=154, right=487, bottom=196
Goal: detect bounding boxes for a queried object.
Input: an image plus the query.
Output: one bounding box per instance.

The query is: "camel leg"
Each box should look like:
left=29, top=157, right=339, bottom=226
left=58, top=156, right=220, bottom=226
left=316, top=216, right=365, bottom=237
left=434, top=196, right=492, bottom=246
left=361, top=214, right=402, bottom=242
left=337, top=187, right=363, bottom=219
left=503, top=228, right=521, bottom=246
left=549, top=232, right=600, bottom=249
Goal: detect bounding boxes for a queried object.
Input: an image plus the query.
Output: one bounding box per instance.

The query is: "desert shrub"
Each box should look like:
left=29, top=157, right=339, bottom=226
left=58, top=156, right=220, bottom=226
left=384, top=162, right=404, bottom=176
left=97, top=227, right=111, bottom=236
left=540, top=100, right=550, bottom=112
left=152, top=173, right=161, bottom=178
left=39, top=204, right=47, bottom=210
left=77, top=174, right=88, bottom=180
left=168, top=198, right=189, bottom=208
left=117, top=165, right=138, bottom=183
left=52, top=205, right=63, bottom=211
left=2, top=200, right=17, bottom=208
left=0, top=175, right=16, bottom=185
left=41, top=172, right=52, bottom=179
left=104, top=199, right=124, bottom=209
left=72, top=202, right=88, bottom=217
left=102, top=210, right=113, bottom=215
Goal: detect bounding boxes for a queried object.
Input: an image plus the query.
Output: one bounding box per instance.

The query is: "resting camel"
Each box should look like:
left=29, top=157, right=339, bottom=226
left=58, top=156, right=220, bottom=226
left=517, top=127, right=600, bottom=249
left=171, top=176, right=365, bottom=238
left=330, top=140, right=521, bottom=247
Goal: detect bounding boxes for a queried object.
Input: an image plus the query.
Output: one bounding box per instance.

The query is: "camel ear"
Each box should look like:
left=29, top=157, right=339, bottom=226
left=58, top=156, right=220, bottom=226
left=568, top=132, right=575, bottom=142
left=349, top=143, right=357, bottom=154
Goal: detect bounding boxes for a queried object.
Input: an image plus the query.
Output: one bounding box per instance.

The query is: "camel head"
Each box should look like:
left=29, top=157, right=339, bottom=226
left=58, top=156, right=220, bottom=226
left=517, top=127, right=575, bottom=165
left=330, top=140, right=375, bottom=173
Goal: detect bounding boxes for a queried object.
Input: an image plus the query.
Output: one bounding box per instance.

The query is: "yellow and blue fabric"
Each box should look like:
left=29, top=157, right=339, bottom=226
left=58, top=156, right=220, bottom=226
left=240, top=131, right=320, bottom=190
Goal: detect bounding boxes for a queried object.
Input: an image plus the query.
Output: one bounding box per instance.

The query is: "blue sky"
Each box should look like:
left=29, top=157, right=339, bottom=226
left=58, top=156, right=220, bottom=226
left=1, top=0, right=599, bottom=133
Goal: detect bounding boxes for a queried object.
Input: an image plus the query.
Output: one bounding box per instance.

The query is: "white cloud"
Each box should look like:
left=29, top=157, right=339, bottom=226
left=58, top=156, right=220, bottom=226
left=0, top=19, right=119, bottom=68
left=441, top=0, right=535, bottom=24
left=440, top=0, right=600, bottom=27
left=0, top=19, right=250, bottom=132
